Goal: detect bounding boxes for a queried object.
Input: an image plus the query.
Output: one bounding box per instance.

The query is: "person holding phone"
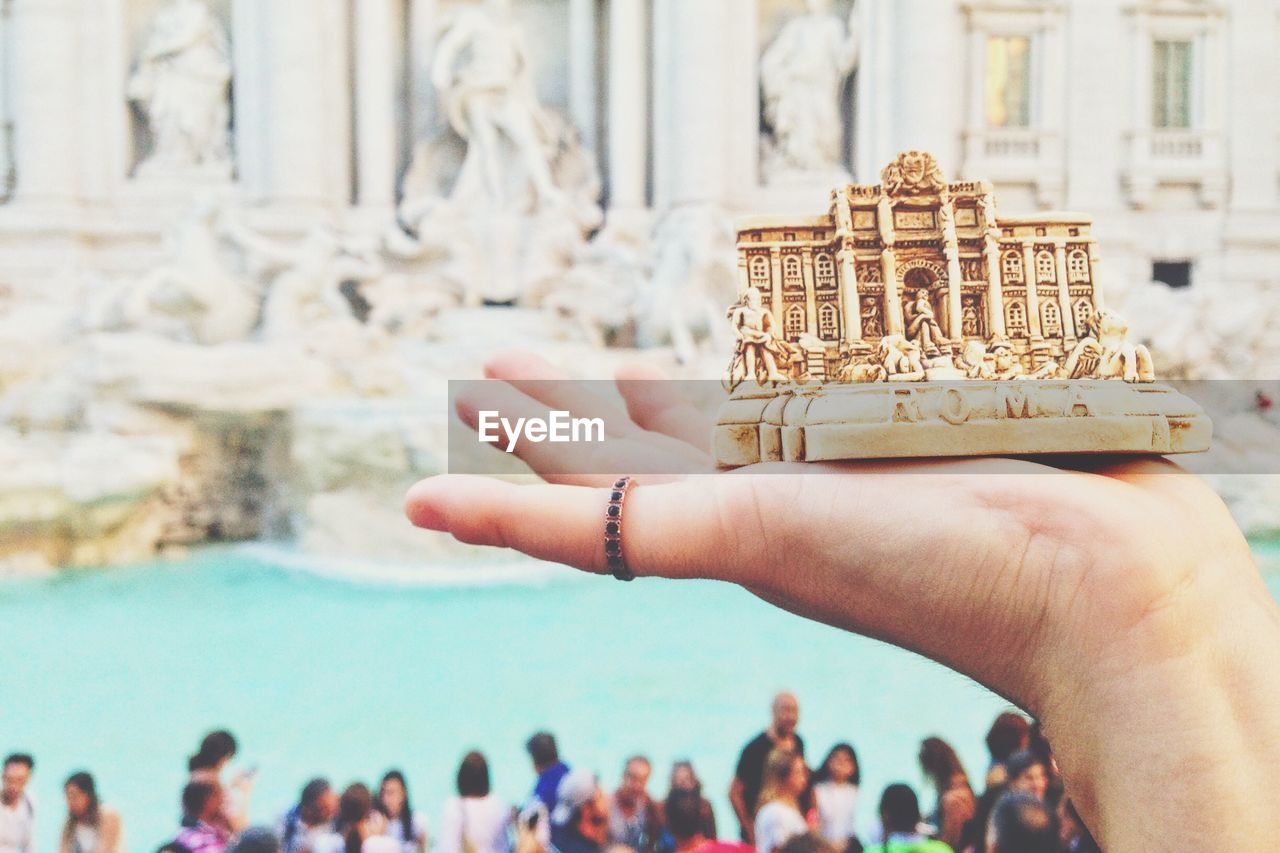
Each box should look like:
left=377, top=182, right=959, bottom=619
left=188, top=730, right=256, bottom=835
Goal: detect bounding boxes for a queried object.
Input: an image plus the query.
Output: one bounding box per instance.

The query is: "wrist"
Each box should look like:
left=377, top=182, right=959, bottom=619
left=1039, top=551, right=1280, bottom=847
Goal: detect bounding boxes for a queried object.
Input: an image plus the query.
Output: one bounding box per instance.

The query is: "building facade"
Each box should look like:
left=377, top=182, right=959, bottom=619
left=0, top=0, right=1275, bottom=306
left=738, top=152, right=1100, bottom=371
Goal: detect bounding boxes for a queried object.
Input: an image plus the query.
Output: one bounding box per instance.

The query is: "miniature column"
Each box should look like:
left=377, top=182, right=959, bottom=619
left=801, top=247, right=818, bottom=335
left=1021, top=241, right=1043, bottom=339
left=941, top=196, right=963, bottom=340
left=878, top=195, right=903, bottom=335
left=832, top=191, right=863, bottom=342
left=983, top=245, right=1007, bottom=336
left=607, top=0, right=649, bottom=229
left=1088, top=242, right=1105, bottom=311
left=981, top=199, right=1006, bottom=338
left=8, top=0, right=82, bottom=206
left=353, top=0, right=402, bottom=210
left=838, top=243, right=863, bottom=342
left=1054, top=244, right=1076, bottom=340
left=768, top=247, right=784, bottom=330
left=880, top=251, right=901, bottom=334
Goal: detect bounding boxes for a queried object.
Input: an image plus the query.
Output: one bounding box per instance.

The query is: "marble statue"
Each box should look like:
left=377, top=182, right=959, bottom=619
left=760, top=0, right=860, bottom=178
left=127, top=0, right=233, bottom=179
left=641, top=205, right=738, bottom=365
left=220, top=219, right=378, bottom=343
left=431, top=0, right=560, bottom=212
left=83, top=199, right=259, bottom=344
left=394, top=0, right=604, bottom=307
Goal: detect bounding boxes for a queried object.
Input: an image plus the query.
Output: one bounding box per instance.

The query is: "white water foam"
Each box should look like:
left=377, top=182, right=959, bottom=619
left=235, top=541, right=581, bottom=588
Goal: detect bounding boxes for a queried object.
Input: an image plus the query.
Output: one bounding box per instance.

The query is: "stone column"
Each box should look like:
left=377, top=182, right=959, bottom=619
left=9, top=0, right=82, bottom=206
left=605, top=0, right=649, bottom=233
left=652, top=0, right=733, bottom=211
left=1021, top=242, right=1043, bottom=339
left=885, top=0, right=962, bottom=175
left=1226, top=0, right=1277, bottom=212
left=256, top=0, right=352, bottom=208
left=568, top=0, right=598, bottom=153
left=353, top=0, right=402, bottom=210
left=1054, top=244, right=1076, bottom=341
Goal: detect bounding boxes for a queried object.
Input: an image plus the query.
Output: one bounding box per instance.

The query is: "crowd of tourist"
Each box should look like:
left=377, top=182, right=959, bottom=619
left=0, top=693, right=1100, bottom=853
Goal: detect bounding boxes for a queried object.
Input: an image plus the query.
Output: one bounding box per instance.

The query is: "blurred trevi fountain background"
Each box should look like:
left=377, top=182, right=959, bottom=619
left=0, top=0, right=1278, bottom=575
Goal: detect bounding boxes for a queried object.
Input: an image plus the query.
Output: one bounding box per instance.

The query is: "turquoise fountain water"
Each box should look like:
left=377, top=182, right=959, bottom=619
left=2, top=545, right=1277, bottom=851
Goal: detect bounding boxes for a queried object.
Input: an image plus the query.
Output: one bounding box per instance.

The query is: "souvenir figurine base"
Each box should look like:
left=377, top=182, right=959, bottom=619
left=714, top=381, right=1212, bottom=468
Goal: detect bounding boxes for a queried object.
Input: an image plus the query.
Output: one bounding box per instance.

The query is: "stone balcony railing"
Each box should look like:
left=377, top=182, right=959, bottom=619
left=961, top=126, right=1064, bottom=208
left=1123, top=128, right=1227, bottom=208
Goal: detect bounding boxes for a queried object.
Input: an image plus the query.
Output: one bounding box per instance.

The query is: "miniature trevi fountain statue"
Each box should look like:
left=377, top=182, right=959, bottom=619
left=715, top=151, right=1210, bottom=466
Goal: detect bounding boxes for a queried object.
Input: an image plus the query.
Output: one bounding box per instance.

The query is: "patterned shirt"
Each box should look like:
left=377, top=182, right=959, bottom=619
left=174, top=821, right=229, bottom=853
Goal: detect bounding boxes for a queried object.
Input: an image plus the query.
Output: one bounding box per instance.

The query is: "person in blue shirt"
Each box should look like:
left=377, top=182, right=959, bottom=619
left=527, top=732, right=570, bottom=812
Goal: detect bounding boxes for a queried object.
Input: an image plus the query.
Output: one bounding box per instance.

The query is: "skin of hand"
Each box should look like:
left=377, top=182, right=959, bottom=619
left=405, top=352, right=1280, bottom=849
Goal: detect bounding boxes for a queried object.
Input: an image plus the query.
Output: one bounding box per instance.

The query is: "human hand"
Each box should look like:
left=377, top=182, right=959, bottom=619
left=231, top=768, right=258, bottom=791
left=406, top=352, right=1280, bottom=848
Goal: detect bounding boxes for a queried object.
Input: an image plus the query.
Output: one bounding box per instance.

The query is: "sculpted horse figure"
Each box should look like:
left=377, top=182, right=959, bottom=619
left=1063, top=309, right=1155, bottom=383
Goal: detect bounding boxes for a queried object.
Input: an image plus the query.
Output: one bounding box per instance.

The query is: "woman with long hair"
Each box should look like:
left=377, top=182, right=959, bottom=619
left=187, top=729, right=255, bottom=834
left=59, top=772, right=122, bottom=853
left=753, top=748, right=810, bottom=853
left=658, top=761, right=716, bottom=846
left=811, top=744, right=861, bottom=852
left=917, top=737, right=975, bottom=850
left=375, top=771, right=428, bottom=853
left=439, top=751, right=512, bottom=853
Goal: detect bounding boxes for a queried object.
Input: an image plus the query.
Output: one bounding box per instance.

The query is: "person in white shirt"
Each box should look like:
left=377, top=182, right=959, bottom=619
left=753, top=749, right=810, bottom=853
left=375, top=772, right=427, bottom=853
left=812, top=744, right=860, bottom=850
left=59, top=772, right=123, bottom=853
left=439, top=752, right=512, bottom=853
left=0, top=754, right=36, bottom=853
